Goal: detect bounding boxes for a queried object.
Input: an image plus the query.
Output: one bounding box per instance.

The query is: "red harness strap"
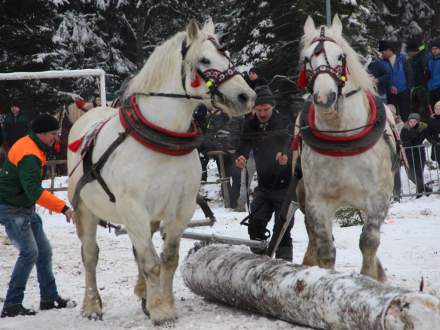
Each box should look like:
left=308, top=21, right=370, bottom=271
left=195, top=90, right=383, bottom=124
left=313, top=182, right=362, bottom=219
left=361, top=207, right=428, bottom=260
left=118, top=96, right=200, bottom=156
left=296, top=93, right=382, bottom=157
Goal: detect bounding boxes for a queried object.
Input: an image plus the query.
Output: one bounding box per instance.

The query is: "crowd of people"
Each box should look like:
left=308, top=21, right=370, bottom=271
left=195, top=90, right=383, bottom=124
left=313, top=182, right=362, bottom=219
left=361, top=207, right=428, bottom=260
left=368, top=36, right=440, bottom=197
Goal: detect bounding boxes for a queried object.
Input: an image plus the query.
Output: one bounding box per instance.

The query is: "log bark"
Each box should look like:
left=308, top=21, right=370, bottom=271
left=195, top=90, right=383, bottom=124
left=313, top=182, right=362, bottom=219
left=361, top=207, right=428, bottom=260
left=181, top=244, right=440, bottom=330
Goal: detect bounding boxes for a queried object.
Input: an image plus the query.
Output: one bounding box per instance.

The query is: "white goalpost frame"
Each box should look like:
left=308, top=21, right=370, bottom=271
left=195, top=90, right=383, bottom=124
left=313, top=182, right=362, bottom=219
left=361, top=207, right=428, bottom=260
left=0, top=69, right=107, bottom=105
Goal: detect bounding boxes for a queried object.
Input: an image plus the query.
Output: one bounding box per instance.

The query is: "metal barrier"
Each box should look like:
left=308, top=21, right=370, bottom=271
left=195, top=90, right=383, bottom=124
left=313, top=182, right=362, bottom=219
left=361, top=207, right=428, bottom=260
left=395, top=143, right=440, bottom=199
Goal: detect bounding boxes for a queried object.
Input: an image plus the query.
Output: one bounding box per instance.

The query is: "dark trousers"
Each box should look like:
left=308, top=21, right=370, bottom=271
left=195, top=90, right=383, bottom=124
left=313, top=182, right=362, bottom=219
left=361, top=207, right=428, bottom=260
left=405, top=148, right=426, bottom=193
left=389, top=89, right=411, bottom=122
left=248, top=187, right=292, bottom=248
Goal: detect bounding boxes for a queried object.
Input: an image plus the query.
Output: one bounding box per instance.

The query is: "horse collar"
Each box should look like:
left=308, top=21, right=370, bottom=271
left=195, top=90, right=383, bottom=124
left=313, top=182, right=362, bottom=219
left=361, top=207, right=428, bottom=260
left=299, top=93, right=387, bottom=157
left=119, top=96, right=203, bottom=156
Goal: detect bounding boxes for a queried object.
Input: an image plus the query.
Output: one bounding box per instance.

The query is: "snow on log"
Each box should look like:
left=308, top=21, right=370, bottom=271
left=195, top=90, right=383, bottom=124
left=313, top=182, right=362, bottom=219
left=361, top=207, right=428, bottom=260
left=181, top=244, right=440, bottom=330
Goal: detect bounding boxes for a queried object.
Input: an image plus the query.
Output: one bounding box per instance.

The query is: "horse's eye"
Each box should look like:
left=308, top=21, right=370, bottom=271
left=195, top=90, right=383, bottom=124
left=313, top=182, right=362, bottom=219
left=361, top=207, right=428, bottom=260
left=338, top=54, right=345, bottom=61
left=304, top=56, right=310, bottom=63
left=200, top=57, right=211, bottom=65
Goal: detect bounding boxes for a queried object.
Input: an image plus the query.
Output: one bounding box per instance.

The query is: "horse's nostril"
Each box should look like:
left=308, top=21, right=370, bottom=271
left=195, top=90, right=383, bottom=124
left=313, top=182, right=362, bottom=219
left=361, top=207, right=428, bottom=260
left=237, top=93, right=249, bottom=104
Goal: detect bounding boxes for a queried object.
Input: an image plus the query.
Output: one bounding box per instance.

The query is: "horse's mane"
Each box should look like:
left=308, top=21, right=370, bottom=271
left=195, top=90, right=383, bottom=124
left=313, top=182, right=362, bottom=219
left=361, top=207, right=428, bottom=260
left=301, top=25, right=376, bottom=94
left=125, top=28, right=211, bottom=97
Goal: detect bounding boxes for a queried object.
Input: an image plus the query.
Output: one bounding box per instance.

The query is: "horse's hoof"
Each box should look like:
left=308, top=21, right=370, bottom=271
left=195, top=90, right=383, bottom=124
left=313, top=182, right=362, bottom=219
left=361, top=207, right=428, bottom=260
left=153, top=318, right=176, bottom=328
left=141, top=299, right=150, bottom=317
left=82, top=311, right=103, bottom=321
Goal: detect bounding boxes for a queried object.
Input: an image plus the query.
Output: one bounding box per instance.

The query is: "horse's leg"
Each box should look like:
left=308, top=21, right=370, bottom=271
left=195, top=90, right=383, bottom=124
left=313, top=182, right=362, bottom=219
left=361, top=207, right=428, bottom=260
left=158, top=218, right=189, bottom=322
left=133, top=221, right=160, bottom=317
left=360, top=196, right=388, bottom=282
left=75, top=201, right=102, bottom=320
left=298, top=179, right=319, bottom=266
left=120, top=200, right=172, bottom=325
left=306, top=202, right=336, bottom=269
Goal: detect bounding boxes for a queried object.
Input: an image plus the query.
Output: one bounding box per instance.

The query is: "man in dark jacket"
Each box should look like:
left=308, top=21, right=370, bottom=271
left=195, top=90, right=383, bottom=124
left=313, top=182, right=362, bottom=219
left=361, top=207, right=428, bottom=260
left=235, top=85, right=293, bottom=260
left=0, top=114, right=75, bottom=318
left=427, top=101, right=440, bottom=166
left=2, top=103, right=29, bottom=152
left=380, top=40, right=414, bottom=121
left=407, top=35, right=431, bottom=122
left=247, top=67, right=267, bottom=90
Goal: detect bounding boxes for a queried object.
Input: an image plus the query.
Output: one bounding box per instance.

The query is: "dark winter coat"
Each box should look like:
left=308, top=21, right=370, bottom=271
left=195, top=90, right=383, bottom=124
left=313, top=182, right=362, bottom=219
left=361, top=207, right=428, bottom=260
left=368, top=59, right=391, bottom=96
left=400, top=122, right=428, bottom=168
left=247, top=77, right=268, bottom=90
left=409, top=47, right=430, bottom=88
left=427, top=114, right=440, bottom=161
left=2, top=112, right=29, bottom=150
left=236, top=110, right=292, bottom=190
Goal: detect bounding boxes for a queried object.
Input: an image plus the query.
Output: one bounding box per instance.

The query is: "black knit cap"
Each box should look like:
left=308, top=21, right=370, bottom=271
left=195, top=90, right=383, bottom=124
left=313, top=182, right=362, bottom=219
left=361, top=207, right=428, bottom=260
left=430, top=38, right=440, bottom=49
left=31, top=113, right=59, bottom=133
left=255, top=85, right=276, bottom=106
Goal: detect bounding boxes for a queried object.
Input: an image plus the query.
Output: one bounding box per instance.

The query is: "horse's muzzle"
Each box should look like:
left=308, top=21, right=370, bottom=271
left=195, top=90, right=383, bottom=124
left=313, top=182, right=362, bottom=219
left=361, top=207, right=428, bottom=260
left=313, top=91, right=336, bottom=109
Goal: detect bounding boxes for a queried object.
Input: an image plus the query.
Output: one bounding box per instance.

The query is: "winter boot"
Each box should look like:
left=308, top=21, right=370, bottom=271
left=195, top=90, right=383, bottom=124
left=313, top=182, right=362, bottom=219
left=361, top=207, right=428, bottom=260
left=40, top=296, right=77, bottom=310
left=1, top=304, right=36, bottom=318
left=275, top=246, right=293, bottom=262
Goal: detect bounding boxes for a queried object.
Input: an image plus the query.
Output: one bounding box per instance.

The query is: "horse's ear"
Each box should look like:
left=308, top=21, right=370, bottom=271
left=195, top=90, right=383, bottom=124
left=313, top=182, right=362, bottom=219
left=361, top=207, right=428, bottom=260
left=304, top=16, right=316, bottom=35
left=331, top=14, right=343, bottom=35
left=187, top=19, right=201, bottom=41
left=203, top=17, right=215, bottom=34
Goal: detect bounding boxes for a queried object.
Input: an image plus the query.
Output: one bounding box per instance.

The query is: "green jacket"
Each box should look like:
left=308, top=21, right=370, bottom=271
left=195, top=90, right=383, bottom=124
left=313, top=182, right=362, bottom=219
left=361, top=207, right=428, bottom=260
left=0, top=131, right=66, bottom=213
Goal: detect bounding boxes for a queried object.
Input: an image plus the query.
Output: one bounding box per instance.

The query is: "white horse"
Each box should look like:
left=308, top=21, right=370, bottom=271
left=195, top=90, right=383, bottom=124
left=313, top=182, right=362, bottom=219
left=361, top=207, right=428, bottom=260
left=294, top=15, right=396, bottom=282
left=67, top=19, right=255, bottom=325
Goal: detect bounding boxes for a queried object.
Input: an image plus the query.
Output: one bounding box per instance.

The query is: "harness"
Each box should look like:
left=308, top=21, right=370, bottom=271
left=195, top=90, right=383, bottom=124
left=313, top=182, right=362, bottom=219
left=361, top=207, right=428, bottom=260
left=70, top=35, right=239, bottom=207
left=298, top=93, right=387, bottom=157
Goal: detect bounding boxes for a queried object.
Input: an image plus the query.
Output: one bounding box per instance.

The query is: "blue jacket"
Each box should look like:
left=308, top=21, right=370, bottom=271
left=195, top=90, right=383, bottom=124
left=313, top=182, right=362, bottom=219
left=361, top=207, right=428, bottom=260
left=382, top=54, right=413, bottom=93
left=427, top=55, right=440, bottom=91
left=368, top=59, right=390, bottom=96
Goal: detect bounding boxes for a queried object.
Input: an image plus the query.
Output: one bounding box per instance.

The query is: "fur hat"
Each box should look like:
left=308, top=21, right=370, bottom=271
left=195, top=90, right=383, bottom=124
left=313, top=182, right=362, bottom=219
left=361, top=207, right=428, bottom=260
left=31, top=113, right=59, bottom=133
left=407, top=113, right=421, bottom=122
left=378, top=40, right=395, bottom=52
left=255, top=85, right=276, bottom=106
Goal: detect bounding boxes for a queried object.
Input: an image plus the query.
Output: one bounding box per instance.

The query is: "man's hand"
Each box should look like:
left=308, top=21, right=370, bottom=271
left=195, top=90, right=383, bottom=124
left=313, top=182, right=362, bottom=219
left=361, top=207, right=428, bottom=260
left=276, top=152, right=288, bottom=166
left=64, top=208, right=74, bottom=224
left=390, top=86, right=398, bottom=95
left=235, top=155, right=247, bottom=169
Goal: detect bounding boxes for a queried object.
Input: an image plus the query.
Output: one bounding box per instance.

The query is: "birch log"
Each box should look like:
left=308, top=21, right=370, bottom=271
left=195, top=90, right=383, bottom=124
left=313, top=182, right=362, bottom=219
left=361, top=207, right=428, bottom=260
left=181, top=244, right=440, bottom=330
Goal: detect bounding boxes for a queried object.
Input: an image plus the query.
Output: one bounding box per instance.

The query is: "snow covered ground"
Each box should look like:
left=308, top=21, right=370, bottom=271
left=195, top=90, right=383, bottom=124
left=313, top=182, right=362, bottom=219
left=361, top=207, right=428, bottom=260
left=1, top=175, right=439, bottom=330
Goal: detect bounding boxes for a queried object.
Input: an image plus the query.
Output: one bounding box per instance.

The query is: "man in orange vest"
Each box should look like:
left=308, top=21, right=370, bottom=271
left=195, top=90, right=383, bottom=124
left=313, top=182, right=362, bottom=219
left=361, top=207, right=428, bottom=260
left=0, top=113, right=75, bottom=318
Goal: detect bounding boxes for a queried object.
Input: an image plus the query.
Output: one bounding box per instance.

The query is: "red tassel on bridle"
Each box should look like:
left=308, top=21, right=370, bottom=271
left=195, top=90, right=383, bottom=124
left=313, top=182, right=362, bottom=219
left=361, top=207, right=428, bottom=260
left=191, top=71, right=201, bottom=88
left=297, top=68, right=308, bottom=89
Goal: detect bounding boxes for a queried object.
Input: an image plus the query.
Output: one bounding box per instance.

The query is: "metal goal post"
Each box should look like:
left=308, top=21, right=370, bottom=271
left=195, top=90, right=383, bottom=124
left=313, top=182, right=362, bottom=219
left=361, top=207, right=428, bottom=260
left=0, top=69, right=107, bottom=105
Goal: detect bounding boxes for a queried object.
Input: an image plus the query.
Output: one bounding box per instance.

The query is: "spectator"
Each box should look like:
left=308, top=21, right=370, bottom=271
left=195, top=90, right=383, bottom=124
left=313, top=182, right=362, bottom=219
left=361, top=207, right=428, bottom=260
left=406, top=34, right=431, bottom=122
left=247, top=67, right=267, bottom=90
left=368, top=57, right=391, bottom=103
left=2, top=102, right=29, bottom=152
left=380, top=40, right=414, bottom=122
left=93, top=95, right=102, bottom=107
left=400, top=112, right=431, bottom=197
left=427, top=101, right=440, bottom=166
left=427, top=38, right=440, bottom=110
left=235, top=85, right=293, bottom=261
left=0, top=114, right=75, bottom=318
